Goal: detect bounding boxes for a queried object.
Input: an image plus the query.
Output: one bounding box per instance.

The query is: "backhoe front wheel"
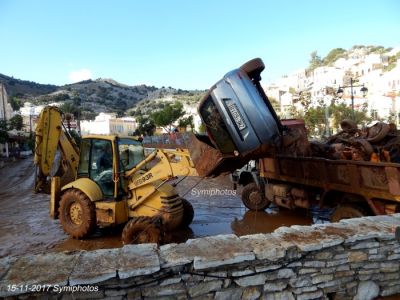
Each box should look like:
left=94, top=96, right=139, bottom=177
left=122, top=217, right=162, bottom=245
left=59, top=189, right=96, bottom=239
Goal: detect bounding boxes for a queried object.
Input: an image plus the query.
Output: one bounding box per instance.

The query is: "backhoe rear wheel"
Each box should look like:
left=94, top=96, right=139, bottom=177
left=122, top=217, right=162, bottom=245
left=241, top=183, right=270, bottom=211
left=59, top=189, right=96, bottom=239
left=180, top=198, right=194, bottom=227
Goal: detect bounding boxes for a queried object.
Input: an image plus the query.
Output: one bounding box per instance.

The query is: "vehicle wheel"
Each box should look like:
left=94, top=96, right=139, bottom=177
left=240, top=58, right=265, bottom=80
left=59, top=189, right=96, bottom=238
left=180, top=198, right=194, bottom=227
left=330, top=205, right=366, bottom=222
left=241, top=183, right=270, bottom=211
left=122, top=217, right=162, bottom=245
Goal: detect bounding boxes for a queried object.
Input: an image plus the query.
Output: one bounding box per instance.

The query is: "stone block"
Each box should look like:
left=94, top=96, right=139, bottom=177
left=296, top=289, right=323, bottom=300
left=188, top=280, right=223, bottom=297
left=142, top=282, right=186, bottom=297
left=231, top=269, right=254, bottom=277
left=261, top=291, right=295, bottom=300
left=117, top=244, right=160, bottom=279
left=289, top=276, right=312, bottom=288
left=0, top=252, right=80, bottom=297
left=354, top=281, right=379, bottom=300
left=351, top=241, right=380, bottom=250
left=242, top=286, right=262, bottom=300
left=303, top=261, right=326, bottom=268
left=263, top=281, right=287, bottom=292
left=234, top=274, right=266, bottom=287
left=69, top=249, right=118, bottom=286
left=274, top=225, right=343, bottom=252
left=161, top=235, right=255, bottom=270
left=240, top=234, right=286, bottom=261
left=311, top=274, right=333, bottom=284
left=215, top=288, right=243, bottom=300
left=348, top=251, right=368, bottom=262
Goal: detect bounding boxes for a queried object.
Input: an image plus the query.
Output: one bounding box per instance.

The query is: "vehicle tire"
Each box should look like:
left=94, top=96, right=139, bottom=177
left=59, top=188, right=96, bottom=239
left=240, top=58, right=265, bottom=80
left=122, top=217, right=162, bottom=245
left=180, top=198, right=194, bottom=227
left=330, top=205, right=367, bottom=222
left=241, top=183, right=270, bottom=211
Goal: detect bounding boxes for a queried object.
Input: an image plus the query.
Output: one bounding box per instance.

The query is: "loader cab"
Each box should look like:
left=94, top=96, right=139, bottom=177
left=77, top=136, right=144, bottom=199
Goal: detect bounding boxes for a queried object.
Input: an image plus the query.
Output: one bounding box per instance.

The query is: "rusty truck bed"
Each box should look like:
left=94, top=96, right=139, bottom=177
left=260, top=156, right=400, bottom=203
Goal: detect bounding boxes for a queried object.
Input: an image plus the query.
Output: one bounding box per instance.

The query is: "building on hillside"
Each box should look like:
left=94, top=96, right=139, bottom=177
left=80, top=113, right=137, bottom=135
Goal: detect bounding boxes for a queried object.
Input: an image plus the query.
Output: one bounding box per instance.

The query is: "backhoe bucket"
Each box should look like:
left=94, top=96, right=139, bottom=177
left=187, top=133, right=251, bottom=177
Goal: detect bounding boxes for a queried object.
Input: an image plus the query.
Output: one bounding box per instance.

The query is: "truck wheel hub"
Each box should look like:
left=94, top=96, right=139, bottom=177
left=249, top=191, right=262, bottom=205
left=70, top=203, right=83, bottom=225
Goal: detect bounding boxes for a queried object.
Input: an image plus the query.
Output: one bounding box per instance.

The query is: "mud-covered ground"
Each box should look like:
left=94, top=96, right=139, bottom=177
left=0, top=158, right=314, bottom=258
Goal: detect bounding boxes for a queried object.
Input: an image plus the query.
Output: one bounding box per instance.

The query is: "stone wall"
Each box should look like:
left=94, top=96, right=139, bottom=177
left=1, top=214, right=399, bottom=300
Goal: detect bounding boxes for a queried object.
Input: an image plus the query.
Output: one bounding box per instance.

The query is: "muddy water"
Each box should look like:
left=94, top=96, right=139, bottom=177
left=0, top=159, right=313, bottom=258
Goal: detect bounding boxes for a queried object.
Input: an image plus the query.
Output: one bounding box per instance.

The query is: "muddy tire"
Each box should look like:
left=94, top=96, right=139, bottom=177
left=330, top=205, right=366, bottom=222
left=241, top=183, right=270, bottom=211
left=240, top=58, right=265, bottom=80
left=122, top=217, right=162, bottom=245
left=180, top=198, right=194, bottom=227
left=59, top=189, right=96, bottom=239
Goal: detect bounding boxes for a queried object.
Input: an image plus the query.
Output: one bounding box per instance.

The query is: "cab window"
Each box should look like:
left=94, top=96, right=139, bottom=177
left=118, top=138, right=144, bottom=170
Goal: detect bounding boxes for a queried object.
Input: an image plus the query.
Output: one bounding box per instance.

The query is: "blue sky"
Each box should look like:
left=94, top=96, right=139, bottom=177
left=0, top=0, right=399, bottom=89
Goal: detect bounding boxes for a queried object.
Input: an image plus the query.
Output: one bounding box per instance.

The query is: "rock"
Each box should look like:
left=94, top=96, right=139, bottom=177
left=0, top=252, right=80, bottom=297
left=242, top=286, right=262, bottom=300
left=69, top=249, right=118, bottom=286
left=261, top=291, right=295, bottom=300
left=117, top=244, right=160, bottom=279
left=240, top=234, right=286, bottom=261
left=161, top=235, right=255, bottom=270
left=296, top=289, right=323, bottom=300
left=234, top=274, right=266, bottom=287
left=263, top=281, right=287, bottom=292
left=277, top=268, right=295, bottom=279
left=215, top=288, right=243, bottom=300
left=142, top=282, right=186, bottom=297
left=354, top=281, right=379, bottom=300
left=188, top=280, right=223, bottom=298
left=311, top=274, right=333, bottom=284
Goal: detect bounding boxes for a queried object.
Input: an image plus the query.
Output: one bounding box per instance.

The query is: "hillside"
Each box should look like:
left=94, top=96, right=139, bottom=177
left=0, top=73, right=58, bottom=96
left=0, top=74, right=204, bottom=117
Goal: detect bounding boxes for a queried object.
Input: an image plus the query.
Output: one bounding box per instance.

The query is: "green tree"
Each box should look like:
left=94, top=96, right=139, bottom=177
left=9, top=96, right=23, bottom=111
left=9, top=114, right=24, bottom=130
left=150, top=101, right=185, bottom=133
left=322, top=48, right=346, bottom=65
left=178, top=115, right=194, bottom=132
left=307, top=51, right=323, bottom=72
left=135, top=116, right=156, bottom=136
left=329, top=102, right=370, bottom=131
left=0, top=120, right=9, bottom=144
left=59, top=101, right=79, bottom=117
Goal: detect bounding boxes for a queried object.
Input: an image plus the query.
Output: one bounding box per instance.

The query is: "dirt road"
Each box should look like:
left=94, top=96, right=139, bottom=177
left=0, top=158, right=313, bottom=258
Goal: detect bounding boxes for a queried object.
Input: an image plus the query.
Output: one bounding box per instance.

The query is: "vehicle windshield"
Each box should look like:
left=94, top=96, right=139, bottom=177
left=199, top=96, right=236, bottom=153
left=118, top=138, right=144, bottom=171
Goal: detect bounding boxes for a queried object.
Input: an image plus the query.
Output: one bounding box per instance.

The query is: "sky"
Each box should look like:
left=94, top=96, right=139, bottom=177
left=0, top=0, right=399, bottom=90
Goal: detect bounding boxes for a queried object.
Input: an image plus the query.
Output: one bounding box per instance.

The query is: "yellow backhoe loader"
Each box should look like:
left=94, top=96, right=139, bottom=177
left=35, top=106, right=198, bottom=244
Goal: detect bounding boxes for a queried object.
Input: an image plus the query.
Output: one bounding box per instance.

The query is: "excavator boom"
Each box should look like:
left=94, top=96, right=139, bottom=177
left=34, top=106, right=79, bottom=192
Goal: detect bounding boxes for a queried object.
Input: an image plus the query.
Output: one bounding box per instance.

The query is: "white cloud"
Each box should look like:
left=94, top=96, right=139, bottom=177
left=68, top=68, right=93, bottom=83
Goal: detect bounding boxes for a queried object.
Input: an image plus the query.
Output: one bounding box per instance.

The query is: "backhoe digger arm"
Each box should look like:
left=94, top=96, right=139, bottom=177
left=125, top=148, right=198, bottom=189
left=34, top=106, right=79, bottom=192
left=125, top=148, right=198, bottom=211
